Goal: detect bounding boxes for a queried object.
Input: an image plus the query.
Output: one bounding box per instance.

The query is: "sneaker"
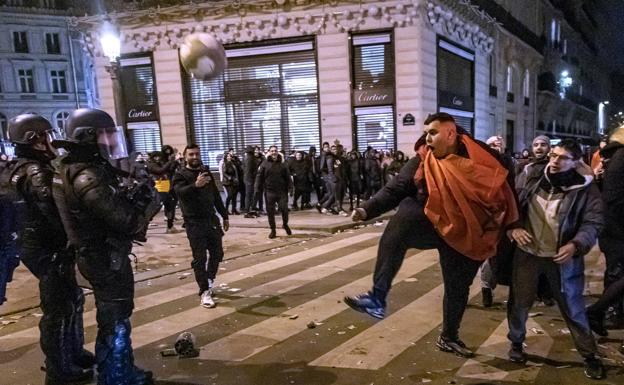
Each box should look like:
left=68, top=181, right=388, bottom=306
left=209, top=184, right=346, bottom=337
left=587, top=310, right=609, bottom=337
left=338, top=210, right=349, bottom=217
left=292, top=206, right=299, bottom=211
left=166, top=226, right=182, bottom=234
left=244, top=212, right=256, bottom=218
left=329, top=208, right=340, bottom=215
left=436, top=336, right=474, bottom=358
left=508, top=342, right=527, bottom=363
left=344, top=292, right=385, bottom=319
left=321, top=208, right=328, bottom=214
left=584, top=356, right=606, bottom=380
left=201, top=290, right=216, bottom=308
left=315, top=203, right=323, bottom=213
left=283, top=224, right=292, bottom=236
left=268, top=230, right=276, bottom=239
left=482, top=287, right=493, bottom=308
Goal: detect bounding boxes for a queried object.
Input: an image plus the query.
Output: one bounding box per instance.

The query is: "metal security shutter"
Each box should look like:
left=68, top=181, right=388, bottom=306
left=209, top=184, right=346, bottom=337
left=127, top=122, right=162, bottom=153
left=439, top=107, right=474, bottom=134
left=183, top=40, right=320, bottom=169
left=120, top=56, right=162, bottom=153
left=354, top=106, right=395, bottom=150
left=352, top=34, right=394, bottom=90
left=351, top=33, right=395, bottom=151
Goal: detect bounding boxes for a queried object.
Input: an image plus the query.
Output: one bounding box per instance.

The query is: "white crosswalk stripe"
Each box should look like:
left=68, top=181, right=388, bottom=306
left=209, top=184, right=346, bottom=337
left=0, top=232, right=379, bottom=352
left=198, top=249, right=439, bottom=361
left=1, top=234, right=614, bottom=385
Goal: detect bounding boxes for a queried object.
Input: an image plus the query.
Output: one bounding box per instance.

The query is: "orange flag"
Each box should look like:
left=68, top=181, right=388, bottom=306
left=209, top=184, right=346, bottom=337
left=419, top=136, right=519, bottom=261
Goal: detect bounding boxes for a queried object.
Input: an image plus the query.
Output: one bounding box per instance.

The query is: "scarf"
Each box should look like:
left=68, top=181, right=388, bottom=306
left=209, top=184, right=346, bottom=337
left=414, top=135, right=519, bottom=261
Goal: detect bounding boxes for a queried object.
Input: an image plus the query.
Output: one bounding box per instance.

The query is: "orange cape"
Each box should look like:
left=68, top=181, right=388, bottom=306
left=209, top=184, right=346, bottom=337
left=415, top=136, right=519, bottom=261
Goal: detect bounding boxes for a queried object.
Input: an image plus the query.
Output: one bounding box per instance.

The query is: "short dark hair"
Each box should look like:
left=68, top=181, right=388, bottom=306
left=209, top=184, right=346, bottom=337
left=268, top=145, right=278, bottom=151
left=183, top=143, right=200, bottom=155
left=554, top=139, right=582, bottom=160
left=424, top=112, right=456, bottom=125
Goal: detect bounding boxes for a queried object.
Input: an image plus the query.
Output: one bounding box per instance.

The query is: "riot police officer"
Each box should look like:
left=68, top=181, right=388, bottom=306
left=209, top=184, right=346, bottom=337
left=5, top=113, right=94, bottom=385
left=51, top=108, right=159, bottom=385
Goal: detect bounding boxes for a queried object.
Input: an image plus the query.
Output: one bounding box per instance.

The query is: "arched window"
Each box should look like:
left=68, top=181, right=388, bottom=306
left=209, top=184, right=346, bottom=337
left=55, top=111, right=70, bottom=137
left=523, top=69, right=530, bottom=98
left=0, top=113, right=7, bottom=141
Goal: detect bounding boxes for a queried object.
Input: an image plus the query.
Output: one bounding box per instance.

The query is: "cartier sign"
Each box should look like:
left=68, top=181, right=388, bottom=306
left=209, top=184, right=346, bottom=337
left=125, top=105, right=159, bottom=123
left=353, top=88, right=395, bottom=107
left=439, top=91, right=474, bottom=112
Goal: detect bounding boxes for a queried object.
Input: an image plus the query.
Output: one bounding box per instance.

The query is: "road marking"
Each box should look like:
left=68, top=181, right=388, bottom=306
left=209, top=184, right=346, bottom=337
left=198, top=249, right=440, bottom=361
left=309, top=279, right=481, bottom=369
left=87, top=244, right=382, bottom=351
left=456, top=318, right=554, bottom=382
left=0, top=232, right=380, bottom=352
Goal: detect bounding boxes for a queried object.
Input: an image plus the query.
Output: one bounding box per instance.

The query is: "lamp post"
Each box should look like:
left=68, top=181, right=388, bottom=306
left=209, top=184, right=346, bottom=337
left=100, top=24, right=125, bottom=133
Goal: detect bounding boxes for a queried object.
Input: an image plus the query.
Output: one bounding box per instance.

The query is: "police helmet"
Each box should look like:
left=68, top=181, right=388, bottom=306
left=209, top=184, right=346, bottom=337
left=8, top=114, right=53, bottom=145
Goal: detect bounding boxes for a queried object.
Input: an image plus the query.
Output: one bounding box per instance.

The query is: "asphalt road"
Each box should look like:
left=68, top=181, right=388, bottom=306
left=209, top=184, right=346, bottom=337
left=1, top=224, right=623, bottom=385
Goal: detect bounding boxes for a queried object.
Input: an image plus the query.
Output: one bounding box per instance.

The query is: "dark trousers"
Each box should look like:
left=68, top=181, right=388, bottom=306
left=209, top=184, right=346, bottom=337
left=244, top=182, right=255, bottom=212
left=185, top=222, right=224, bottom=295
left=293, top=188, right=304, bottom=208
left=348, top=181, right=361, bottom=209
left=320, top=178, right=335, bottom=209
left=311, top=175, right=323, bottom=204
left=266, top=191, right=288, bottom=230
left=370, top=197, right=481, bottom=340
left=237, top=182, right=246, bottom=211
left=507, top=249, right=597, bottom=358
left=334, top=180, right=346, bottom=211
left=159, top=191, right=176, bottom=228
left=224, top=185, right=237, bottom=213
left=599, top=236, right=624, bottom=314
left=22, top=250, right=85, bottom=377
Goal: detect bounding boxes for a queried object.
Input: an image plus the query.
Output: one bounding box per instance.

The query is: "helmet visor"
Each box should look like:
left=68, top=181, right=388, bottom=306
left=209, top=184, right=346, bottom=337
left=97, top=125, right=129, bottom=160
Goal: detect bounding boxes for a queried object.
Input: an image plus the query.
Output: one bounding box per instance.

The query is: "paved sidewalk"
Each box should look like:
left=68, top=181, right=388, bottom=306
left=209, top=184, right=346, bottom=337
left=0, top=207, right=392, bottom=317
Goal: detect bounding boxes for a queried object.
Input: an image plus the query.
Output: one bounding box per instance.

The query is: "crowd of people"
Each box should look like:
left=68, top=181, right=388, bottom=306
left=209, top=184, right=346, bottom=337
left=0, top=108, right=622, bottom=384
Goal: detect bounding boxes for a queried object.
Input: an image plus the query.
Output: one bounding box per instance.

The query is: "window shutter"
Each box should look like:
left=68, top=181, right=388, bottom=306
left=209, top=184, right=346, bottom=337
left=119, top=55, right=162, bottom=153
left=183, top=40, right=320, bottom=169
left=351, top=32, right=395, bottom=151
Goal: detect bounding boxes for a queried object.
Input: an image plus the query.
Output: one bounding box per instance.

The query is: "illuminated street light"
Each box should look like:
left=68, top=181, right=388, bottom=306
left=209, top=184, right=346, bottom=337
left=559, top=70, right=572, bottom=99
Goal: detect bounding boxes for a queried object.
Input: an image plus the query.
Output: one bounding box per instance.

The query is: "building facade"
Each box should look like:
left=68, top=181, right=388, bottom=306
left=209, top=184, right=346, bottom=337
left=0, top=0, right=96, bottom=156
left=70, top=0, right=546, bottom=169
left=535, top=0, right=610, bottom=144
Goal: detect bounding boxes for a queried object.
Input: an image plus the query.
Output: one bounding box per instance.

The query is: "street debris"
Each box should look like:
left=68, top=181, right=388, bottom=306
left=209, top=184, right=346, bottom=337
left=404, top=278, right=419, bottom=283
left=559, top=328, right=571, bottom=335
left=347, top=325, right=356, bottom=330
left=289, top=314, right=299, bottom=320
left=529, top=312, right=543, bottom=318
left=530, top=327, right=544, bottom=334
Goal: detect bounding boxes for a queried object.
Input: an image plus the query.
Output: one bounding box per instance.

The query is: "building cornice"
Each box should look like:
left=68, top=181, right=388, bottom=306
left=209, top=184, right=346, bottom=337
left=73, top=0, right=497, bottom=58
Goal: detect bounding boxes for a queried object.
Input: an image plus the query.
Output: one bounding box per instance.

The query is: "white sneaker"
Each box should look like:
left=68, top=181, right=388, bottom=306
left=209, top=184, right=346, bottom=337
left=321, top=208, right=328, bottom=214
left=200, top=290, right=216, bottom=308
left=339, top=210, right=349, bottom=217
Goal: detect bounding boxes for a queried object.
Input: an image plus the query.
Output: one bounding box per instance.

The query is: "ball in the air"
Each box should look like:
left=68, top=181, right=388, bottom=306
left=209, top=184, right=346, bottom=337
left=179, top=33, right=228, bottom=81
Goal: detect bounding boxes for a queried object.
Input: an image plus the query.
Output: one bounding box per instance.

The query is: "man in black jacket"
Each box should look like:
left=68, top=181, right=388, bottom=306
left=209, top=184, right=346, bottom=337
left=345, top=113, right=518, bottom=359
left=173, top=144, right=229, bottom=309
left=587, top=125, right=624, bottom=354
left=243, top=145, right=258, bottom=217
left=147, top=149, right=179, bottom=233
left=255, top=145, right=292, bottom=239
left=6, top=114, right=94, bottom=385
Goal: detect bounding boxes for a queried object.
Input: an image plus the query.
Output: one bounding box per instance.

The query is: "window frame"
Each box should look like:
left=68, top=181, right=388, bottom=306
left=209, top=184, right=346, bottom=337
left=45, top=32, right=61, bottom=54
left=50, top=69, right=67, bottom=94
left=17, top=68, right=35, bottom=93
left=13, top=31, right=29, bottom=53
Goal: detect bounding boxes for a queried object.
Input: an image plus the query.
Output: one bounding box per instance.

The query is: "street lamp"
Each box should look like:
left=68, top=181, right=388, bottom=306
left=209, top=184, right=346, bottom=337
left=100, top=23, right=125, bottom=136
left=559, top=70, right=572, bottom=99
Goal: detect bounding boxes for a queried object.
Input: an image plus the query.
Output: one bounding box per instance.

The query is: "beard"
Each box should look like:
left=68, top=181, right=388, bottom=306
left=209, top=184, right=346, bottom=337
left=187, top=158, right=201, bottom=168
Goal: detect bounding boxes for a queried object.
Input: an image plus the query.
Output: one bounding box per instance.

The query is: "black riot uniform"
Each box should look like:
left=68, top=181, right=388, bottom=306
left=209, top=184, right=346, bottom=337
left=51, top=108, right=159, bottom=385
left=4, top=114, right=94, bottom=385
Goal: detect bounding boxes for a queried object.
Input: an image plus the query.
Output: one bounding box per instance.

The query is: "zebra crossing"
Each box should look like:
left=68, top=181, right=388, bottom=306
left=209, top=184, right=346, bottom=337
left=0, top=228, right=621, bottom=385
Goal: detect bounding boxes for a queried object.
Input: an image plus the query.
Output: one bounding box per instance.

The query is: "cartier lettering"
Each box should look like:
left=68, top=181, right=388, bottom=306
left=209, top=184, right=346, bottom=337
left=127, top=109, right=153, bottom=119
left=358, top=91, right=389, bottom=103
left=452, top=96, right=464, bottom=107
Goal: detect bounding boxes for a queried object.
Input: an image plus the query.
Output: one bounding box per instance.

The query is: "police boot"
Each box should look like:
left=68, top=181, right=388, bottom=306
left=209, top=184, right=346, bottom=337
left=96, top=319, right=153, bottom=385
left=44, top=327, right=93, bottom=385
left=68, top=292, right=95, bottom=369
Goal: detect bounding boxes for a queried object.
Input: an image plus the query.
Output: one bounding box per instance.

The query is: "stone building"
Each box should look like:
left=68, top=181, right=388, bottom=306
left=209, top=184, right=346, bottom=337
left=69, top=0, right=545, bottom=169
left=0, top=0, right=96, bottom=156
